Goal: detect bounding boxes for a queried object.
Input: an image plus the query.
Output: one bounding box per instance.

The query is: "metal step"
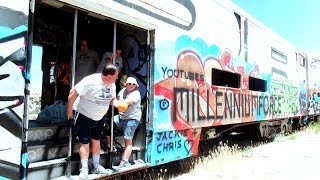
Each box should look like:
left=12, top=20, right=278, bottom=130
left=51, top=159, right=149, bottom=180
left=27, top=158, right=68, bottom=180
left=27, top=154, right=148, bottom=180
left=27, top=141, right=80, bottom=163
left=28, top=121, right=70, bottom=142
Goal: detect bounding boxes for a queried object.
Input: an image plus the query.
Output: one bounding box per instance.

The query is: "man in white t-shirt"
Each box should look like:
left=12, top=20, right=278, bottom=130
left=67, top=64, right=119, bottom=179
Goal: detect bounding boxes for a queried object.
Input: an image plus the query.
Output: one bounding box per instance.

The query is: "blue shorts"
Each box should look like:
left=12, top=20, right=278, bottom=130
left=114, top=115, right=139, bottom=139
left=74, top=112, right=104, bottom=144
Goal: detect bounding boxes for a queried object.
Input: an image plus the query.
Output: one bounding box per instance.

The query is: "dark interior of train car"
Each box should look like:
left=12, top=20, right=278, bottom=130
left=28, top=2, right=148, bottom=165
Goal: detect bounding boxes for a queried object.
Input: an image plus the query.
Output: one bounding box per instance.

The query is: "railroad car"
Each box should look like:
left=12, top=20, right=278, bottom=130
left=1, top=0, right=319, bottom=179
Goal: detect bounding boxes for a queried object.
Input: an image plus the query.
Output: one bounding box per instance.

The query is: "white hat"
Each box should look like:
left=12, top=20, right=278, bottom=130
left=125, top=77, right=139, bottom=88
left=102, top=52, right=112, bottom=61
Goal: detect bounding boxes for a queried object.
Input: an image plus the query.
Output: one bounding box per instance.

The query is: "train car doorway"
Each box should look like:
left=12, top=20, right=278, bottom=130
left=28, top=1, right=150, bottom=175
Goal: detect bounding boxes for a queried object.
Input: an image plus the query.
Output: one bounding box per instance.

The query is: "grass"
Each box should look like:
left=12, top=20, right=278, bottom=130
left=128, top=121, right=320, bottom=179
left=172, top=122, right=320, bottom=179
left=306, top=121, right=320, bottom=133
left=274, top=121, right=320, bottom=142
left=287, top=133, right=299, bottom=140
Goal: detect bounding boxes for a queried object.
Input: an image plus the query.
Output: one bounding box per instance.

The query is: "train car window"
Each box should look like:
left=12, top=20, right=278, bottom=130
left=298, top=54, right=306, bottom=67
left=271, top=47, right=287, bottom=64
left=212, top=68, right=240, bottom=88
left=249, top=76, right=266, bottom=92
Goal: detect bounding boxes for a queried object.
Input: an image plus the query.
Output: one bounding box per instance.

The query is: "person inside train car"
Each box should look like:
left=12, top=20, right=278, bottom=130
left=96, top=52, right=113, bottom=73
left=105, top=77, right=141, bottom=169
left=67, top=64, right=119, bottom=179
left=97, top=49, right=124, bottom=93
left=96, top=49, right=123, bottom=73
left=75, top=39, right=100, bottom=84
left=114, top=49, right=123, bottom=72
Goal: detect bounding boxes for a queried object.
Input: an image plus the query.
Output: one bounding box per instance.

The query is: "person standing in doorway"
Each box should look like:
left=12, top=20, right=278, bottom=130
left=75, top=39, right=99, bottom=84
left=105, top=77, right=141, bottom=169
left=67, top=64, right=118, bottom=179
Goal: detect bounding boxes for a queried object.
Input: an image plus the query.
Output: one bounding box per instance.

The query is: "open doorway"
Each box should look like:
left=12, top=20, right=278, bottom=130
left=30, top=1, right=149, bottom=166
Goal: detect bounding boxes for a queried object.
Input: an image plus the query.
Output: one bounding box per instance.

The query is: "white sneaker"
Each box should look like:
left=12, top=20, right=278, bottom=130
left=91, top=164, right=113, bottom=174
left=78, top=168, right=88, bottom=179
left=117, top=160, right=131, bottom=169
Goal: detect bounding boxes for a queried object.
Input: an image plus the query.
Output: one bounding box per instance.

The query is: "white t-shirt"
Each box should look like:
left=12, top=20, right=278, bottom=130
left=73, top=73, right=116, bottom=120
left=118, top=88, right=141, bottom=121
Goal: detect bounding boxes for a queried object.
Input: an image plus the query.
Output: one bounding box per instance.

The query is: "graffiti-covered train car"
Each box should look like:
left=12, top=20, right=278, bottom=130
left=308, top=53, right=320, bottom=115
left=0, top=0, right=318, bottom=179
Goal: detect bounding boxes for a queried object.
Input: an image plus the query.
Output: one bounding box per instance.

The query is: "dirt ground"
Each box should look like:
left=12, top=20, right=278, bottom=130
left=172, top=131, right=320, bottom=180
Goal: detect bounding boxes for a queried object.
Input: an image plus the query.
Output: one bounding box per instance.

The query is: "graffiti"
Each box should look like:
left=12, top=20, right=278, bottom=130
left=271, top=81, right=297, bottom=96
left=0, top=2, right=28, bottom=179
left=173, top=88, right=214, bottom=122
left=27, top=146, right=69, bottom=163
left=309, top=91, right=320, bottom=114
left=310, top=58, right=320, bottom=68
left=155, top=129, right=192, bottom=154
left=161, top=66, right=205, bottom=82
left=152, top=35, right=312, bottom=166
left=159, top=99, right=169, bottom=110
left=121, top=35, right=148, bottom=101
left=156, top=138, right=182, bottom=153
left=28, top=129, right=54, bottom=141
left=271, top=81, right=300, bottom=115
left=173, top=87, right=299, bottom=123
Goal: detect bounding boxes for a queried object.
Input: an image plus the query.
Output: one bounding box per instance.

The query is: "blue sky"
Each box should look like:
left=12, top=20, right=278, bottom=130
left=30, top=45, right=43, bottom=94
left=232, top=0, right=320, bottom=53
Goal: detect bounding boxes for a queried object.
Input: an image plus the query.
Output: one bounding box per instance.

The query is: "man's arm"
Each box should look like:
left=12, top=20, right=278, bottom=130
left=111, top=96, right=119, bottom=107
left=67, top=88, right=78, bottom=119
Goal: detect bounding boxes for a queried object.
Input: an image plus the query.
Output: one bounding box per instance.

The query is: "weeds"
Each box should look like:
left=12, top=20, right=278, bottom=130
left=306, top=121, right=320, bottom=133
left=127, top=122, right=320, bottom=179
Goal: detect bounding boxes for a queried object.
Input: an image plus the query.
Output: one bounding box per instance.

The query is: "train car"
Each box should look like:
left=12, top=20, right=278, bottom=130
left=308, top=53, right=320, bottom=116
left=1, top=0, right=319, bottom=179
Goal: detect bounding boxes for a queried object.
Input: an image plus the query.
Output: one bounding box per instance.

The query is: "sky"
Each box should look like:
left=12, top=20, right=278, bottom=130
left=232, top=0, right=320, bottom=54
left=30, top=45, right=43, bottom=94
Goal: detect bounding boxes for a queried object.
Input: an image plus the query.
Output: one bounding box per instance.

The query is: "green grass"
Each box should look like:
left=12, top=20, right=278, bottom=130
left=274, top=121, right=320, bottom=141
left=306, top=121, right=320, bottom=133
left=287, top=133, right=299, bottom=140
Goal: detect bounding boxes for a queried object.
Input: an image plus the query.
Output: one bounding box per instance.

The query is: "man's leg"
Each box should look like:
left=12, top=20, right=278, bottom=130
left=79, top=143, right=90, bottom=160
left=79, top=143, right=90, bottom=169
left=90, top=121, right=112, bottom=174
left=74, top=112, right=92, bottom=179
left=91, top=139, right=101, bottom=167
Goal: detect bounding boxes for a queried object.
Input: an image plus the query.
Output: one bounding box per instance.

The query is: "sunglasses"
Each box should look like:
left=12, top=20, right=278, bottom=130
left=127, top=83, right=136, bottom=86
